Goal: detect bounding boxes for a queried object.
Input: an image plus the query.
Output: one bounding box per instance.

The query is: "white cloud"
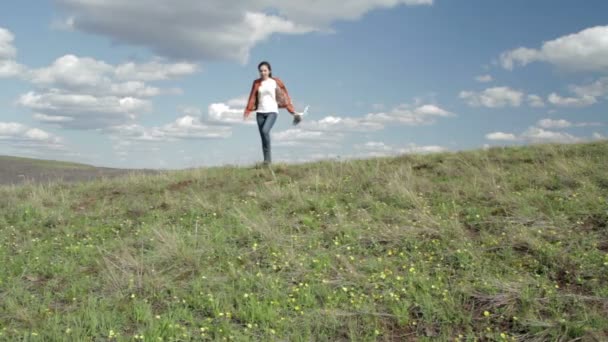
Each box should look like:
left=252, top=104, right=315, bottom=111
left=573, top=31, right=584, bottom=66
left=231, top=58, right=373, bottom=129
left=475, top=74, right=493, bottom=83
left=547, top=93, right=597, bottom=107
left=0, top=28, right=16, bottom=60
left=485, top=127, right=581, bottom=144
left=270, top=102, right=454, bottom=134
left=272, top=128, right=343, bottom=147
left=499, top=47, right=539, bottom=71
left=355, top=141, right=446, bottom=157
left=359, top=141, right=393, bottom=151
left=29, top=54, right=112, bottom=88
left=570, top=77, right=608, bottom=99
left=33, top=113, right=74, bottom=123
left=527, top=94, right=545, bottom=108
left=459, top=87, right=524, bottom=108
left=0, top=27, right=25, bottom=78
left=113, top=59, right=199, bottom=81
left=109, top=115, right=232, bottom=142
left=266, top=102, right=452, bottom=150
left=539, top=77, right=608, bottom=109
left=15, top=54, right=198, bottom=130
left=301, top=116, right=384, bottom=132
left=18, top=91, right=152, bottom=129
left=500, top=25, right=608, bottom=72
left=297, top=103, right=453, bottom=133
left=27, top=55, right=194, bottom=96
left=592, top=132, right=606, bottom=140
left=487, top=122, right=603, bottom=145
left=364, top=104, right=454, bottom=125
left=54, top=0, right=432, bottom=63
left=208, top=100, right=255, bottom=125
left=182, top=96, right=255, bottom=126
left=0, top=59, right=25, bottom=78
left=401, top=145, right=446, bottom=154
left=485, top=132, right=518, bottom=141
left=521, top=127, right=581, bottom=144
left=537, top=118, right=571, bottom=129
left=484, top=128, right=578, bottom=144
left=160, top=115, right=232, bottom=140
left=2, top=32, right=198, bottom=131
left=0, top=122, right=65, bottom=150
left=226, top=96, right=248, bottom=108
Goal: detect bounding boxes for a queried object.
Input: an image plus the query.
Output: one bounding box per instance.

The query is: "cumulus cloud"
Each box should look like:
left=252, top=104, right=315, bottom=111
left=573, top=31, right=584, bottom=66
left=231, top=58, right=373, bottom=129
left=282, top=103, right=453, bottom=141
left=54, top=0, right=432, bottom=63
left=475, top=74, right=493, bottom=83
left=486, top=114, right=606, bottom=145
left=33, top=113, right=74, bottom=123
left=264, top=102, right=453, bottom=150
left=570, top=77, right=608, bottom=99
left=300, top=116, right=384, bottom=132
left=500, top=26, right=608, bottom=72
left=14, top=54, right=198, bottom=129
left=177, top=96, right=255, bottom=126
left=0, top=60, right=25, bottom=78
left=363, top=104, right=454, bottom=125
left=0, top=122, right=65, bottom=150
left=272, top=128, right=343, bottom=147
left=0, top=27, right=26, bottom=78
left=355, top=141, right=447, bottom=157
left=537, top=118, right=572, bottom=129
left=109, top=115, right=231, bottom=142
left=27, top=54, right=196, bottom=93
left=18, top=91, right=152, bottom=129
left=113, top=60, right=199, bottom=81
left=0, top=28, right=16, bottom=60
left=485, top=126, right=584, bottom=144
left=527, top=94, right=545, bottom=108
left=521, top=127, right=581, bottom=143
left=537, top=118, right=602, bottom=128
left=208, top=97, right=256, bottom=125
left=485, top=132, right=518, bottom=141
left=547, top=93, right=597, bottom=107
left=542, top=77, right=608, bottom=109
left=459, top=87, right=524, bottom=108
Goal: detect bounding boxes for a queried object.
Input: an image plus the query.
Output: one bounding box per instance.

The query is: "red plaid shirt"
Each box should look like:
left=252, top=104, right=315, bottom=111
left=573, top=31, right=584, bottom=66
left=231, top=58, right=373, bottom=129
left=244, top=77, right=296, bottom=116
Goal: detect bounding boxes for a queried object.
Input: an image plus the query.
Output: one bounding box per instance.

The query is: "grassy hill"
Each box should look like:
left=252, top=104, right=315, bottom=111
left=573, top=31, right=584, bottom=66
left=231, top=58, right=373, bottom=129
left=0, top=141, right=607, bottom=341
left=0, top=155, right=157, bottom=185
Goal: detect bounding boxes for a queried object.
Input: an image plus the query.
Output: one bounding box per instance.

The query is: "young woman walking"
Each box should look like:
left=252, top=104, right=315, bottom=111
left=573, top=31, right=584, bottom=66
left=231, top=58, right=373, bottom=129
left=243, top=61, right=303, bottom=165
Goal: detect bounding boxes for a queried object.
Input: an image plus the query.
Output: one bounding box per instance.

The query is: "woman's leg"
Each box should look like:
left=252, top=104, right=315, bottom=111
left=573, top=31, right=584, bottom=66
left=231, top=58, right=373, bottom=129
left=256, top=112, right=278, bottom=164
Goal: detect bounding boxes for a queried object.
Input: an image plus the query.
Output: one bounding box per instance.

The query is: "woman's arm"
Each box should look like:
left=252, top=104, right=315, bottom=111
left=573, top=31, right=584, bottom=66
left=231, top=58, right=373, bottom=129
left=244, top=80, right=258, bottom=118
left=274, top=78, right=296, bottom=114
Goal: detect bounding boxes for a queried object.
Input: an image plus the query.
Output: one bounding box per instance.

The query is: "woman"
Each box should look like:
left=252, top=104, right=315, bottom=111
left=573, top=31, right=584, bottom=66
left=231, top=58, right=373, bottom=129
left=243, top=61, right=302, bottom=165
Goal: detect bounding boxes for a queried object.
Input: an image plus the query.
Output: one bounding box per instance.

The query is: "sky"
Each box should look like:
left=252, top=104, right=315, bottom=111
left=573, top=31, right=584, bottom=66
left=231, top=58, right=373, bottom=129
left=0, top=0, right=607, bottom=169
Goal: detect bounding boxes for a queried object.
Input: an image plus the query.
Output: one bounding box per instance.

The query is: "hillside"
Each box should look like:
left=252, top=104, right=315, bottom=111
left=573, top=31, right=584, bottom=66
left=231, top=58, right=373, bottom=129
left=0, top=141, right=607, bottom=341
left=0, top=155, right=157, bottom=185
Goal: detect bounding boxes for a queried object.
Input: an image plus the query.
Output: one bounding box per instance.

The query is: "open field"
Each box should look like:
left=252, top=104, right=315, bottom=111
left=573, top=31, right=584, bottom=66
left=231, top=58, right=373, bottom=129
left=0, top=141, right=607, bottom=341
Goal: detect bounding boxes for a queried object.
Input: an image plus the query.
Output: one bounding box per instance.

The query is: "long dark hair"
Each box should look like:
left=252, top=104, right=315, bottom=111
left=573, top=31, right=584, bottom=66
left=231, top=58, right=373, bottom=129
left=258, top=61, right=272, bottom=77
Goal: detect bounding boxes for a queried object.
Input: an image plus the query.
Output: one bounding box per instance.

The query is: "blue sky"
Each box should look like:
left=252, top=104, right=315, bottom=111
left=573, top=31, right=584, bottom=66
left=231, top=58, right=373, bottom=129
left=1, top=0, right=607, bottom=169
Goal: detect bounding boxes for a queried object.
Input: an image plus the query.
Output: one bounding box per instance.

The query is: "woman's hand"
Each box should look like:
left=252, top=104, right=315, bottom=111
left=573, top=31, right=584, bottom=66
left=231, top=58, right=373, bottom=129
left=292, top=105, right=308, bottom=125
left=292, top=113, right=302, bottom=125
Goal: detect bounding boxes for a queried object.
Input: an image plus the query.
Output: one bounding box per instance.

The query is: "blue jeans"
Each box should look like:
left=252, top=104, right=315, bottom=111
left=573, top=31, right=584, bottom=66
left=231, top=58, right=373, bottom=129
left=256, top=112, right=278, bottom=163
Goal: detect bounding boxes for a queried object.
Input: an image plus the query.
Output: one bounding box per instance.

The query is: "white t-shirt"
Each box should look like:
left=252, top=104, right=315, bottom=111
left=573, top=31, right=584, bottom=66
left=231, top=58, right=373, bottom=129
left=256, top=78, right=279, bottom=113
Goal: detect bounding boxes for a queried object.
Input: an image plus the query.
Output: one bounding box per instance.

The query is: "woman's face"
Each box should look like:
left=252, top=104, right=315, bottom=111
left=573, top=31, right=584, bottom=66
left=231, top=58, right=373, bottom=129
left=259, top=65, right=270, bottom=79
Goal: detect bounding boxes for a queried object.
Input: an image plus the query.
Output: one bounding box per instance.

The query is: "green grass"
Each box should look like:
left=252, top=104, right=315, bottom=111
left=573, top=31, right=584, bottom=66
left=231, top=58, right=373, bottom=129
left=1, top=141, right=607, bottom=341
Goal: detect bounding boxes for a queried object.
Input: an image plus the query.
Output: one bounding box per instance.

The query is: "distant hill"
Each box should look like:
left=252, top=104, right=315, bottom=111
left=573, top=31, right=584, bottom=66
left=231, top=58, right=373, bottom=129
left=0, top=155, right=158, bottom=185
